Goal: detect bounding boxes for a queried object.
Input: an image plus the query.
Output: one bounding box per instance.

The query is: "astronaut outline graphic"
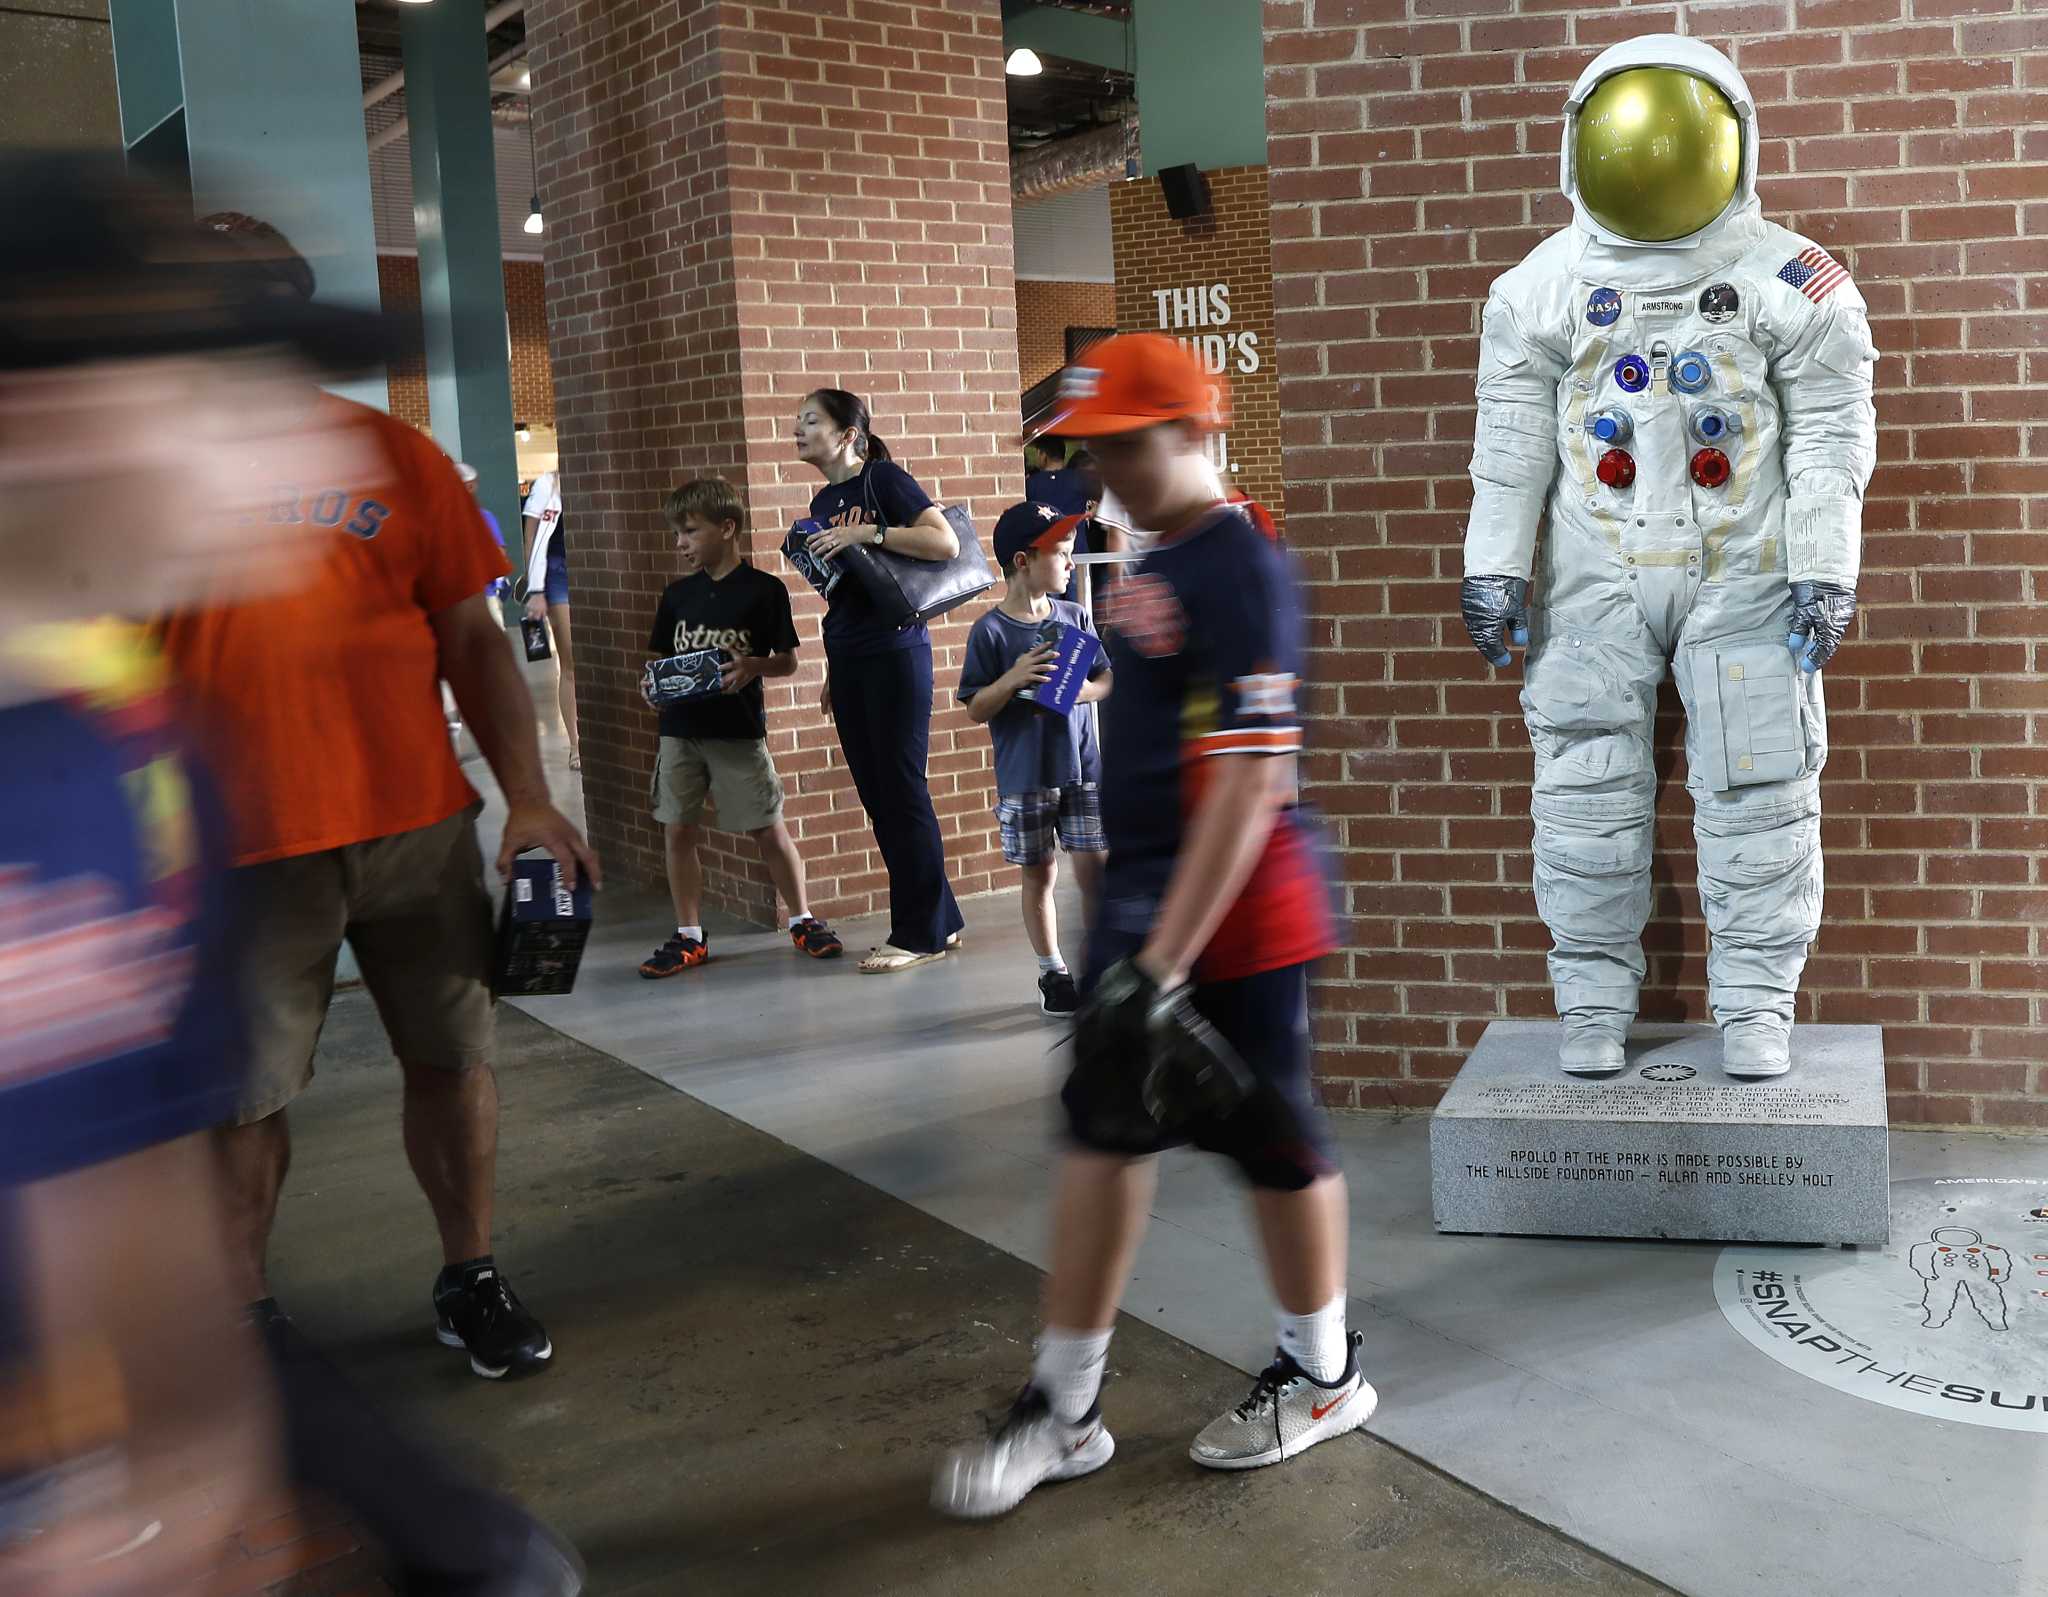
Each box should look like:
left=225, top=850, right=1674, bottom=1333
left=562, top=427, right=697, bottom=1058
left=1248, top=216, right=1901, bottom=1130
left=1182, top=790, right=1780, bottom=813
left=1459, top=36, right=1879, bottom=1082
left=1909, top=1228, right=2012, bottom=1333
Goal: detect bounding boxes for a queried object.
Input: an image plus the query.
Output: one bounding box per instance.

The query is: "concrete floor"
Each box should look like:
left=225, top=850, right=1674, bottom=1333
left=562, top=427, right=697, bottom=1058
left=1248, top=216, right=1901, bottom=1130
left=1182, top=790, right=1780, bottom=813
left=454, top=732, right=2048, bottom=1597
left=367, top=697, right=2048, bottom=1596
left=277, top=992, right=1670, bottom=1596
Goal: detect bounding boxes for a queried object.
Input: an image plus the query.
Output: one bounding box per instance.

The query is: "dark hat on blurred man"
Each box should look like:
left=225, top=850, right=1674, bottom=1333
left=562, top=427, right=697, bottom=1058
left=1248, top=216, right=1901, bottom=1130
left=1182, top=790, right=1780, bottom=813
left=0, top=153, right=394, bottom=375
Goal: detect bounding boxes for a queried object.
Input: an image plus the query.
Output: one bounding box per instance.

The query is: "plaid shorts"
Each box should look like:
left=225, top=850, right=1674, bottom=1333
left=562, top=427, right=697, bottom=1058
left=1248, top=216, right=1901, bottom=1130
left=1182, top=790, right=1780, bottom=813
left=997, top=784, right=1105, bottom=867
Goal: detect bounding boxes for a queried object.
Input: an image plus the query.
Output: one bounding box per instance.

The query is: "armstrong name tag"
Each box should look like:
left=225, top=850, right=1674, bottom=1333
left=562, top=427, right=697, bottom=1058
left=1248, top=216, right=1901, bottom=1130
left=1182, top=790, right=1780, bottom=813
left=1638, top=297, right=1691, bottom=317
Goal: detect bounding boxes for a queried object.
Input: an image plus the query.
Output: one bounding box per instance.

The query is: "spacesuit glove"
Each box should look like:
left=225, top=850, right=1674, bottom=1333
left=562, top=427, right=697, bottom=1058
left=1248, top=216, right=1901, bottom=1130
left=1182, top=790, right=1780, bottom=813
left=1460, top=574, right=1530, bottom=668
left=1786, top=580, right=1857, bottom=674
left=1077, top=959, right=1254, bottom=1133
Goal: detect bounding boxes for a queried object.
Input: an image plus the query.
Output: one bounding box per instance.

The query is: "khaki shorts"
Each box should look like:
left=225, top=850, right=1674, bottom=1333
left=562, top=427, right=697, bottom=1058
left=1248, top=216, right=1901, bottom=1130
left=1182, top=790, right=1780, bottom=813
left=225, top=806, right=496, bottom=1124
left=650, top=736, right=784, bottom=832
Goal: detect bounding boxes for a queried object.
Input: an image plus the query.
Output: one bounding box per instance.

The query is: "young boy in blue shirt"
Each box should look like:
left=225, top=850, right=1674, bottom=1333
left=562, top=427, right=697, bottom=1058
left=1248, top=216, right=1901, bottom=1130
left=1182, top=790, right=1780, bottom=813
left=958, top=503, right=1112, bottom=1015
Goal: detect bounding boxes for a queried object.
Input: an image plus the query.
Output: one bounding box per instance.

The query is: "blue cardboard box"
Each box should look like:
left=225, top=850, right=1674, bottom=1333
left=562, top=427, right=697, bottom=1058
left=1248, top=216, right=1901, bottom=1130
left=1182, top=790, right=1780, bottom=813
left=492, top=854, right=595, bottom=997
left=1017, top=617, right=1101, bottom=718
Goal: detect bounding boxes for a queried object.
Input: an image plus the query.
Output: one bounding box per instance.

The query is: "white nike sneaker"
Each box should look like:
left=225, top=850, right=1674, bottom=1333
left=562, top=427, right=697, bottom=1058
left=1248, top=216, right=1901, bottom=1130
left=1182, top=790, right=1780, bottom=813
left=931, top=1386, right=1115, bottom=1519
left=1189, top=1332, right=1376, bottom=1471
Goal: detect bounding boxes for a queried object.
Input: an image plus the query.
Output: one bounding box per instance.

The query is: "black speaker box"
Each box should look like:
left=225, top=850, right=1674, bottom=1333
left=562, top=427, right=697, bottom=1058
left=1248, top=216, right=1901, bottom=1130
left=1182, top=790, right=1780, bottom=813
left=1158, top=162, right=1212, bottom=221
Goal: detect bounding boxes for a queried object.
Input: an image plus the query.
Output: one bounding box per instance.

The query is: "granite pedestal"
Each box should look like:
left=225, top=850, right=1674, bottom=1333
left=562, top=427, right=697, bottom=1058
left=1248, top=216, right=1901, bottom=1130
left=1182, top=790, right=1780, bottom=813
left=1430, top=1022, right=1888, bottom=1245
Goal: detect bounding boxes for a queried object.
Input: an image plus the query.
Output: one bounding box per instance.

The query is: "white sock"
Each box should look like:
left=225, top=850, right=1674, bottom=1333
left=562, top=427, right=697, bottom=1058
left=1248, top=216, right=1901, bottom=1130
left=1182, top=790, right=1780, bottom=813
left=677, top=924, right=703, bottom=943
left=1032, top=1326, right=1111, bottom=1423
left=788, top=914, right=810, bottom=929
left=1277, top=1293, right=1348, bottom=1383
left=1037, top=951, right=1066, bottom=975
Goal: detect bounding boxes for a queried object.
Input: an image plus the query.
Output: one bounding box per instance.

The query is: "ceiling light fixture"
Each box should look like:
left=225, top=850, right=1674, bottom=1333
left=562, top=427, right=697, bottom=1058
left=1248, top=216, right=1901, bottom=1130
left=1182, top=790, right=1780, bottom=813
left=522, top=109, right=543, bottom=235
left=1004, top=47, right=1043, bottom=77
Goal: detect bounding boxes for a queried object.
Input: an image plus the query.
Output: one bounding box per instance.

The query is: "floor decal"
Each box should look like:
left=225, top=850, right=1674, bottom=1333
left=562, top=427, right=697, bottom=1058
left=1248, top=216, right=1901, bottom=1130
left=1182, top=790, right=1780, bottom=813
left=1716, top=1176, right=2048, bottom=1432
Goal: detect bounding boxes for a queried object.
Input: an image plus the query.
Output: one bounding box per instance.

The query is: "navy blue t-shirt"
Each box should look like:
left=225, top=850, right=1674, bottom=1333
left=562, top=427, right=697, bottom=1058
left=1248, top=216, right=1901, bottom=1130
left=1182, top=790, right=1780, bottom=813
left=957, top=598, right=1105, bottom=797
left=807, top=459, right=936, bottom=659
left=0, top=669, right=240, bottom=1185
left=1091, top=505, right=1335, bottom=982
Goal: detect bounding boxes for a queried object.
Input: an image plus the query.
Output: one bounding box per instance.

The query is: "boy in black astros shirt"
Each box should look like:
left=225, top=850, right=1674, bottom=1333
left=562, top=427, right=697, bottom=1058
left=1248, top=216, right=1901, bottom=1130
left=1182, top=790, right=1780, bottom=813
left=639, top=477, right=843, bottom=975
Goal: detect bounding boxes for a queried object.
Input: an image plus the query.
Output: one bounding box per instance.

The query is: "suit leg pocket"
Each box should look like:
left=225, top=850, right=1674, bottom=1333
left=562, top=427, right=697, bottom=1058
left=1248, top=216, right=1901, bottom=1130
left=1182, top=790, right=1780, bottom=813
left=1686, top=633, right=1807, bottom=792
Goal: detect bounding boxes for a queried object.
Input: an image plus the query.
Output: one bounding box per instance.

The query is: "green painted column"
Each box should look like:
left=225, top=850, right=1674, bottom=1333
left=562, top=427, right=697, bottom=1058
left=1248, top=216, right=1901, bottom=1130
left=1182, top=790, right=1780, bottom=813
left=108, top=0, right=386, bottom=410
left=1132, top=0, right=1266, bottom=176
left=401, top=0, right=520, bottom=546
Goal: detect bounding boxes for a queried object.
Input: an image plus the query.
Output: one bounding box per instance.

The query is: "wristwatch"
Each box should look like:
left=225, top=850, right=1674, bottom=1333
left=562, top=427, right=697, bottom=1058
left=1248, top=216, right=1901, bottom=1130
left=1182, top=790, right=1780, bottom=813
left=871, top=525, right=886, bottom=546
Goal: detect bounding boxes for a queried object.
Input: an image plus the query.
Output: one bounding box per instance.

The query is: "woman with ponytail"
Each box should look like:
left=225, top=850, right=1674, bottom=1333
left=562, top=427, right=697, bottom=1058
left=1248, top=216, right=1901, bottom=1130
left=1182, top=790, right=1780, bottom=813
left=795, top=388, right=966, bottom=972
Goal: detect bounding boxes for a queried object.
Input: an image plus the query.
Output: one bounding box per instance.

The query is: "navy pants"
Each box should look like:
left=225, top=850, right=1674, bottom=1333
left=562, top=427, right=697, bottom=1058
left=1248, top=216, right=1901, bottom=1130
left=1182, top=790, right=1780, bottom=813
left=829, top=644, right=964, bottom=954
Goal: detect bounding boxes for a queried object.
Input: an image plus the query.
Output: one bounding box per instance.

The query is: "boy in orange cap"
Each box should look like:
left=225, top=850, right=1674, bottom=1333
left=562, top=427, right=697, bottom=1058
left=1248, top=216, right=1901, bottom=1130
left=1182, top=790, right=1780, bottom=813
left=933, top=335, right=1371, bottom=1517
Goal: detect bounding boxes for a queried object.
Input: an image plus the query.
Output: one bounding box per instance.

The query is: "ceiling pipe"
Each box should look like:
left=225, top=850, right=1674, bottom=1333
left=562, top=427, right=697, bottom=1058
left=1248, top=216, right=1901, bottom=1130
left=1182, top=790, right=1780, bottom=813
left=1012, top=115, right=1138, bottom=201
left=361, top=0, right=524, bottom=113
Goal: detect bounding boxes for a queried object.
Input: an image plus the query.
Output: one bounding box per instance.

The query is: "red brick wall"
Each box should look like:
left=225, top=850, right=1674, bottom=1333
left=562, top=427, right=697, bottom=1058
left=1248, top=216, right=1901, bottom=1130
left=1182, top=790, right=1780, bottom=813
left=504, top=260, right=558, bottom=430
left=1110, top=165, right=1285, bottom=525
left=1018, top=278, right=1117, bottom=388
left=377, top=254, right=431, bottom=433
left=378, top=255, right=555, bottom=437
left=528, top=0, right=1022, bottom=922
left=1263, top=3, right=2048, bottom=1132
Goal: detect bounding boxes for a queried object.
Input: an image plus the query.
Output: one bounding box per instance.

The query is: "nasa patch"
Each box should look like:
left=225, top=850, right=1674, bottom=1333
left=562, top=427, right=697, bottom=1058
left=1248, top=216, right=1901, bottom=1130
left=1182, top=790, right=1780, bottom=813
left=1585, top=287, right=1622, bottom=327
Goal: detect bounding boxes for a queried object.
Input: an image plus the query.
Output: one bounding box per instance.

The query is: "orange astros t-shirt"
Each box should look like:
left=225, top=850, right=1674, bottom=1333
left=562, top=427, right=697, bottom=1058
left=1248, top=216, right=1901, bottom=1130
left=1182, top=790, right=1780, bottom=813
left=160, top=396, right=509, bottom=866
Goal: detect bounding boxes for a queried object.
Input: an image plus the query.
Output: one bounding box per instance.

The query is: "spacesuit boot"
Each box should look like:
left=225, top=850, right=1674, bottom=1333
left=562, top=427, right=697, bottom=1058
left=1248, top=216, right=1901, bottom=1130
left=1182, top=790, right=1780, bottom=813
left=1559, top=1026, right=1627, bottom=1075
left=1457, top=36, right=1878, bottom=1082
left=1721, top=1017, right=1790, bottom=1078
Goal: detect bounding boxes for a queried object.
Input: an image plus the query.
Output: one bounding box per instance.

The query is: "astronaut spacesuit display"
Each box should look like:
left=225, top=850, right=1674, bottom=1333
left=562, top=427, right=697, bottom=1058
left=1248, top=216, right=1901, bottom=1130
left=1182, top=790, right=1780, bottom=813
left=1460, top=35, right=1878, bottom=1080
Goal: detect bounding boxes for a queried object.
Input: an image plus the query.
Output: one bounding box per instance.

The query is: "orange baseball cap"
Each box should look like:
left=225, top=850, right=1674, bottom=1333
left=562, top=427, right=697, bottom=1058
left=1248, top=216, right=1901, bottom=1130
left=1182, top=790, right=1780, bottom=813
left=1038, top=332, right=1229, bottom=438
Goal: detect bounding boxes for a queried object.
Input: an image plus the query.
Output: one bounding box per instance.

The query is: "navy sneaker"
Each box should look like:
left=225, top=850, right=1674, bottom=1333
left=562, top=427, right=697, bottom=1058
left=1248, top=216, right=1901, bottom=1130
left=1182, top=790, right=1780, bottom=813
left=1038, top=969, right=1080, bottom=1016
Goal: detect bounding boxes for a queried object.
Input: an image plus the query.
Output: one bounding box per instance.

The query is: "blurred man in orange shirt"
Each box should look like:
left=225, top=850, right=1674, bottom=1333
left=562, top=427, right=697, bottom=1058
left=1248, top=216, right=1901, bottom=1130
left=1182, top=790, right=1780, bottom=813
left=161, top=214, right=598, bottom=1384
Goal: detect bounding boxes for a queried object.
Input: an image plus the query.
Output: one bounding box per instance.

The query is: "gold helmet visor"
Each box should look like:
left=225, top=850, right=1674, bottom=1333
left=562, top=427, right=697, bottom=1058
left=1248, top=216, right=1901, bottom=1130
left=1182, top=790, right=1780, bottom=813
left=1573, top=67, right=1742, bottom=243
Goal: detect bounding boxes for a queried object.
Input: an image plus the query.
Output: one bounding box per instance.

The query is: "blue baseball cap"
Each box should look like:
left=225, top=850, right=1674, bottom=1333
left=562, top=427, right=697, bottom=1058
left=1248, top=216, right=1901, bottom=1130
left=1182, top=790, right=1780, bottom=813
left=993, top=501, right=1086, bottom=569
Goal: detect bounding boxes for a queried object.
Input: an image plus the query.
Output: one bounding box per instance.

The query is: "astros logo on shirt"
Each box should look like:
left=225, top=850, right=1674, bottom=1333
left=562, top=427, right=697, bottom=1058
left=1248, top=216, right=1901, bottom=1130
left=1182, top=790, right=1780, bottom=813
left=1100, top=572, right=1185, bottom=658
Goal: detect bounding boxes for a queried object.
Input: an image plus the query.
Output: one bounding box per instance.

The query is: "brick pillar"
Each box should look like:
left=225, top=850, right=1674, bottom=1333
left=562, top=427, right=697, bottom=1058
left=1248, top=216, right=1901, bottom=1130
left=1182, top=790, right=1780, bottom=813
left=526, top=0, right=1021, bottom=922
left=1263, top=2, right=2048, bottom=1131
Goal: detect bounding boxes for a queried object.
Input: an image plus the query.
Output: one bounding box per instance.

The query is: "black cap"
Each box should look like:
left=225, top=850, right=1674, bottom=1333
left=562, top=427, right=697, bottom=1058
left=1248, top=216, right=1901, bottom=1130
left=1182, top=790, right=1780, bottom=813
left=0, top=153, right=397, bottom=375
left=993, top=500, right=1087, bottom=570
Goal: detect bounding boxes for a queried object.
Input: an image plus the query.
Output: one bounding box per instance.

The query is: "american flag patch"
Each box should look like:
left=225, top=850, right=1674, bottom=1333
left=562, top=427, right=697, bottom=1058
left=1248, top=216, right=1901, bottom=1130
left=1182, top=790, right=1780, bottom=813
left=1778, top=246, right=1849, bottom=304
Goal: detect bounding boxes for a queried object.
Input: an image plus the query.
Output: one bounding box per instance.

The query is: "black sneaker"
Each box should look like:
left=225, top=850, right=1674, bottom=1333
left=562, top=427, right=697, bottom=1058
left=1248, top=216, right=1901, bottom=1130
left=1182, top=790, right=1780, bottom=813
left=791, top=917, right=844, bottom=959
left=433, top=1265, right=553, bottom=1379
left=638, top=931, right=708, bottom=978
left=1038, top=969, right=1080, bottom=1016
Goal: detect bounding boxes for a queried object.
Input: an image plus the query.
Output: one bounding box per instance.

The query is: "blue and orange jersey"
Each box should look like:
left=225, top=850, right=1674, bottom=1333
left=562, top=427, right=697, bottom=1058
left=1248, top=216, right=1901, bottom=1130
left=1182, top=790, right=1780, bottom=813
left=0, top=623, right=238, bottom=1183
left=1092, top=504, right=1334, bottom=982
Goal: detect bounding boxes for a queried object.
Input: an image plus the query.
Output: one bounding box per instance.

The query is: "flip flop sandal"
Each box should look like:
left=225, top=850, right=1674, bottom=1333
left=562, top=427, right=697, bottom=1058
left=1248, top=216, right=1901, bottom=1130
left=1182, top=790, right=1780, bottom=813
left=859, top=943, right=946, bottom=975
